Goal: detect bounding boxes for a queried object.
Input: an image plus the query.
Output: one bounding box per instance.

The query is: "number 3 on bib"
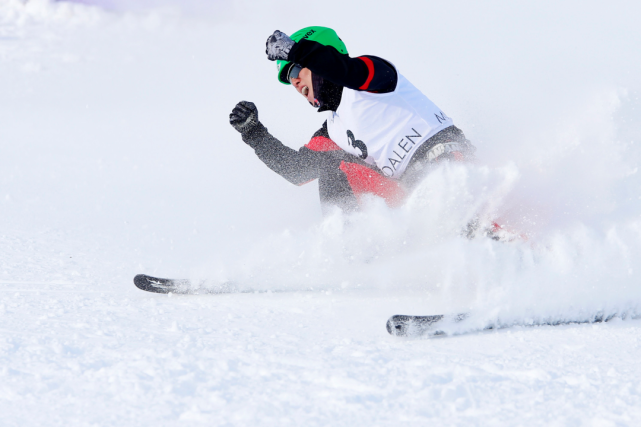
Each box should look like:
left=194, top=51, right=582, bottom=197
left=347, top=130, right=368, bottom=160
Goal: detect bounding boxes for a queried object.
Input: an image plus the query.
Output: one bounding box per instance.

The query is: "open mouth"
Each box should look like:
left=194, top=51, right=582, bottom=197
left=302, top=86, right=309, bottom=97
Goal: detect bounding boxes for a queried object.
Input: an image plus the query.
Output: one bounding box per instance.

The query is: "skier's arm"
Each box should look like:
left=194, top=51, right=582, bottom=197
left=229, top=101, right=324, bottom=185
left=288, top=39, right=397, bottom=93
left=246, top=126, right=323, bottom=186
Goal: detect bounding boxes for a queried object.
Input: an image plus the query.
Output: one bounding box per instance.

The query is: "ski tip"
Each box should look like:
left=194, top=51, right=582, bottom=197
left=134, top=274, right=171, bottom=294
left=386, top=314, right=450, bottom=337
left=386, top=315, right=411, bottom=337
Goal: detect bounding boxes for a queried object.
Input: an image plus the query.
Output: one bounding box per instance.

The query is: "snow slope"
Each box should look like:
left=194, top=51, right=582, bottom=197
left=1, top=0, right=641, bottom=425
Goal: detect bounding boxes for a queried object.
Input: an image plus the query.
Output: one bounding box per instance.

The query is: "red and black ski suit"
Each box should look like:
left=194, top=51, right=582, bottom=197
left=241, top=39, right=470, bottom=214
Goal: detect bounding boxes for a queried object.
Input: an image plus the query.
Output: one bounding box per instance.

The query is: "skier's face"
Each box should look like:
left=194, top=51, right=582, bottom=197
left=289, top=67, right=315, bottom=104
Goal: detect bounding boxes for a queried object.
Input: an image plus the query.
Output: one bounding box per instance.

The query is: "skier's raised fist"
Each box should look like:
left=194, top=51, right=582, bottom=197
left=229, top=101, right=259, bottom=133
left=265, top=30, right=294, bottom=61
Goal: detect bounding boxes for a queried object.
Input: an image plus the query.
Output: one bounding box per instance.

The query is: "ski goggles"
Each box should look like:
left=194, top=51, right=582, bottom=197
left=287, top=63, right=303, bottom=83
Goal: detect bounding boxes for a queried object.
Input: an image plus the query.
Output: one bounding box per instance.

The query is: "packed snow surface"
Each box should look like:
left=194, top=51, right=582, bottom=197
left=1, top=0, right=641, bottom=425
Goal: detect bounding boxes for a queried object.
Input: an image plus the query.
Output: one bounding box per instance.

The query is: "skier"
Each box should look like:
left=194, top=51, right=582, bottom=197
left=229, top=26, right=474, bottom=214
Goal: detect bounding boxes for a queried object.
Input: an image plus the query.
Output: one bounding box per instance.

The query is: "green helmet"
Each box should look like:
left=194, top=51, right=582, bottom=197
left=276, top=26, right=348, bottom=85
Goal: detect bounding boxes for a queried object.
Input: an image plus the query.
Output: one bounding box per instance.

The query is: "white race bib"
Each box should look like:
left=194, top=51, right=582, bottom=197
left=327, top=71, right=453, bottom=178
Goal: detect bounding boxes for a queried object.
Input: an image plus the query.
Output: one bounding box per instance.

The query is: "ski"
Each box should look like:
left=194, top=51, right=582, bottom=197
left=134, top=274, right=193, bottom=294
left=386, top=313, right=469, bottom=337
left=133, top=274, right=243, bottom=294
left=134, top=274, right=244, bottom=294
left=386, top=311, right=638, bottom=337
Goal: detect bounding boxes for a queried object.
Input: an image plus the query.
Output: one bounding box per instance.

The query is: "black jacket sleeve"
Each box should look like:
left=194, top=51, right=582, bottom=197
left=241, top=121, right=337, bottom=186
left=288, top=39, right=397, bottom=93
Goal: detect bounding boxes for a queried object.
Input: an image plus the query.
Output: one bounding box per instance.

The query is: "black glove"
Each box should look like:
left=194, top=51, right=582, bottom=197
left=265, top=30, right=294, bottom=61
left=229, top=101, right=260, bottom=134
left=230, top=101, right=270, bottom=148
